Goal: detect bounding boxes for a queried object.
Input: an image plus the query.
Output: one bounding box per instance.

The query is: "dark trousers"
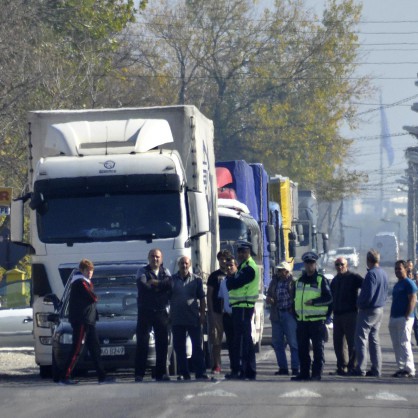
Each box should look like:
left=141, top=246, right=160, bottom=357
left=135, top=309, right=169, bottom=379
left=63, top=322, right=105, bottom=381
left=296, top=320, right=325, bottom=378
left=333, top=311, right=357, bottom=371
left=223, top=313, right=234, bottom=370
left=231, top=306, right=256, bottom=378
left=172, top=324, right=206, bottom=377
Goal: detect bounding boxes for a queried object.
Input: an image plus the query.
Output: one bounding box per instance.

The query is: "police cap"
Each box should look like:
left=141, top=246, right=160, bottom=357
left=236, top=240, right=252, bottom=250
left=301, top=251, right=319, bottom=262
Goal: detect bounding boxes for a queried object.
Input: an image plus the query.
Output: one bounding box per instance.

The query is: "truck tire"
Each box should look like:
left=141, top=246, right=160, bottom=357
left=52, top=352, right=60, bottom=383
left=40, top=365, right=52, bottom=379
left=168, top=351, right=177, bottom=376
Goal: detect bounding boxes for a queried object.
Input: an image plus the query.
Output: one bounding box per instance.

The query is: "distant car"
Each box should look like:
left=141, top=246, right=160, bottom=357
left=47, top=264, right=175, bottom=381
left=330, top=247, right=360, bottom=269
left=0, top=279, right=33, bottom=348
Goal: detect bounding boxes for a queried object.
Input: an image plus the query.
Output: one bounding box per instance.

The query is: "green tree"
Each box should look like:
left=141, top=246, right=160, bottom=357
left=129, top=0, right=369, bottom=201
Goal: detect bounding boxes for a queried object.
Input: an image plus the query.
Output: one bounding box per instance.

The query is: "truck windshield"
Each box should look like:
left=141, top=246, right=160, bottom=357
left=219, top=217, right=248, bottom=242
left=37, top=192, right=181, bottom=243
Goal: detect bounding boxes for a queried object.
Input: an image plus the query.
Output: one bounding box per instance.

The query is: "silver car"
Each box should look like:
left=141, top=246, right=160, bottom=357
left=0, top=279, right=33, bottom=347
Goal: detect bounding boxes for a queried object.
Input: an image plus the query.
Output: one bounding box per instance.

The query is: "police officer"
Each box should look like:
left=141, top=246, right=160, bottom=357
left=291, top=251, right=332, bottom=381
left=225, top=241, right=260, bottom=380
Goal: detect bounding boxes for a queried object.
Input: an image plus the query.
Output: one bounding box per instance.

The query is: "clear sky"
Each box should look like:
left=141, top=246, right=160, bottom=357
left=259, top=0, right=418, bottom=201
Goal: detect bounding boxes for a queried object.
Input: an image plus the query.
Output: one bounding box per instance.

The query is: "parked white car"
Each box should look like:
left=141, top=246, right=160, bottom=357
left=328, top=247, right=360, bottom=269
left=0, top=279, right=33, bottom=347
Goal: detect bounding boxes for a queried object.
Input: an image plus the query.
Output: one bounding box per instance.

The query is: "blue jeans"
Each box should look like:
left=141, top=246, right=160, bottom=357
left=271, top=310, right=299, bottom=370
left=172, top=324, right=206, bottom=377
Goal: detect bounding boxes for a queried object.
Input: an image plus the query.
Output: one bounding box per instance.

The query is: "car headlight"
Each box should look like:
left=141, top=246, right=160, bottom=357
left=36, top=312, right=52, bottom=328
left=59, top=333, right=73, bottom=344
left=131, top=333, right=137, bottom=343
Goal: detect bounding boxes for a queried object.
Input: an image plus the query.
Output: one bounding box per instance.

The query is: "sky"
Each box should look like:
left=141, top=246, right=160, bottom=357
left=258, top=0, right=418, bottom=248
left=260, top=0, right=418, bottom=199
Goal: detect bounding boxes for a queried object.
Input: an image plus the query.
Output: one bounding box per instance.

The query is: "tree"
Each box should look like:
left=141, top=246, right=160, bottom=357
left=0, top=0, right=139, bottom=194
left=127, top=0, right=369, bottom=201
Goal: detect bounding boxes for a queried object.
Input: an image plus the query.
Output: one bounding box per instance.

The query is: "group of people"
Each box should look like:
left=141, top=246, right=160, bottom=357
left=59, top=243, right=418, bottom=385
left=59, top=240, right=260, bottom=384
left=267, top=248, right=418, bottom=381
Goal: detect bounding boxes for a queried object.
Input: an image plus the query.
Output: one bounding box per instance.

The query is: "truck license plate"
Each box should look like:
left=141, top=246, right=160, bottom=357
left=101, top=346, right=125, bottom=356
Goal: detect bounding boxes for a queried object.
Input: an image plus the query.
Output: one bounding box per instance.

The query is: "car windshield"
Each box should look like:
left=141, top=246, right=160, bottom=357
left=337, top=248, right=355, bottom=255
left=62, top=275, right=137, bottom=318
left=0, top=280, right=31, bottom=310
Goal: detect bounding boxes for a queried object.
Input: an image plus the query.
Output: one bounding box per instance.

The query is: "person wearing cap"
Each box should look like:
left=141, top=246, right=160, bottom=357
left=330, top=257, right=363, bottom=376
left=266, top=261, right=299, bottom=376
left=225, top=240, right=260, bottom=380
left=291, top=251, right=332, bottom=381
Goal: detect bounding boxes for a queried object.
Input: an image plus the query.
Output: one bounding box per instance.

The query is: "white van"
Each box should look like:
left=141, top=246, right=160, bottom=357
left=372, top=232, right=399, bottom=266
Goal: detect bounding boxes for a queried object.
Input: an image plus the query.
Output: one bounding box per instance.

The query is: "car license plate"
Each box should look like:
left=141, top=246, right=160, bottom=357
left=101, top=346, right=125, bottom=356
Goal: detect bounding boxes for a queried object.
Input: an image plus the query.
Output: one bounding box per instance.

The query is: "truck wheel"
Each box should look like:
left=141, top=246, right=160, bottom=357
left=168, top=351, right=177, bottom=376
left=40, top=365, right=52, bottom=379
left=52, top=352, right=60, bottom=383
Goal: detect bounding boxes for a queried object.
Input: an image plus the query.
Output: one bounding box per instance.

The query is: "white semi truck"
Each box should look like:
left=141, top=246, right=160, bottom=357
left=11, top=106, right=219, bottom=377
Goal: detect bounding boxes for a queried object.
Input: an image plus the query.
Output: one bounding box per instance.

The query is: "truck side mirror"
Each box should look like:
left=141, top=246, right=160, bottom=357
left=267, top=224, right=275, bottom=242
left=289, top=240, right=296, bottom=258
left=187, top=191, right=209, bottom=238
left=322, top=233, right=329, bottom=254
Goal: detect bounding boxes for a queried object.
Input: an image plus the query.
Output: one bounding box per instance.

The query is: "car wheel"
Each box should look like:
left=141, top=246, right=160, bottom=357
left=40, top=365, right=52, bottom=379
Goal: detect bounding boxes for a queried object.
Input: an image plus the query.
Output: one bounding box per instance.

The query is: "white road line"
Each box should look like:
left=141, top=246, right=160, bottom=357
left=280, top=389, right=321, bottom=398
left=184, top=389, right=237, bottom=400
left=365, top=392, right=407, bottom=401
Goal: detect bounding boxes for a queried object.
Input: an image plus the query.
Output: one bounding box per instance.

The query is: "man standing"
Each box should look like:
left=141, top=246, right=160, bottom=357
left=330, top=257, right=363, bottom=375
left=207, top=249, right=232, bottom=374
left=135, top=248, right=171, bottom=382
left=266, top=262, right=299, bottom=376
left=292, top=251, right=333, bottom=382
left=60, top=259, right=113, bottom=385
left=170, top=256, right=209, bottom=381
left=353, top=249, right=388, bottom=377
left=389, top=260, right=417, bottom=378
left=218, top=256, right=237, bottom=373
left=225, top=241, right=260, bottom=380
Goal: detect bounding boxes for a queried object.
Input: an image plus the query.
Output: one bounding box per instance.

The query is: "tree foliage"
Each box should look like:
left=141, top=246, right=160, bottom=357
left=124, top=0, right=370, bottom=201
left=0, top=0, right=370, bottom=206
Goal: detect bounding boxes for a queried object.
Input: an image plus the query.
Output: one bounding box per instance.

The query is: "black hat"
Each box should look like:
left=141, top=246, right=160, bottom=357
left=236, top=240, right=252, bottom=250
left=302, top=251, right=319, bottom=262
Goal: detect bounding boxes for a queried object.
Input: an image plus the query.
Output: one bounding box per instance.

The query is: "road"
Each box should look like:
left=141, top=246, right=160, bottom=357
left=1, top=266, right=417, bottom=418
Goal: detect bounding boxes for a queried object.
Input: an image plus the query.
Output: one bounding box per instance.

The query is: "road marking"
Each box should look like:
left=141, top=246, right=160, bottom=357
left=280, top=389, right=321, bottom=398
left=185, top=389, right=237, bottom=400
left=365, top=392, right=407, bottom=401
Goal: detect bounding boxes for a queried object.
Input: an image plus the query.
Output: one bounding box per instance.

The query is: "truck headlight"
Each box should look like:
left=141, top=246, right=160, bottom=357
left=36, top=312, right=51, bottom=328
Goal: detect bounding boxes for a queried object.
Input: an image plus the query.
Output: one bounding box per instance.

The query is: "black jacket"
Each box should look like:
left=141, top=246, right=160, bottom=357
left=136, top=265, right=171, bottom=312
left=68, top=273, right=98, bottom=326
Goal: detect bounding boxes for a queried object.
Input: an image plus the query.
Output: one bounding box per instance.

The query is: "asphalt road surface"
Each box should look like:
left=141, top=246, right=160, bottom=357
left=1, top=267, right=417, bottom=418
